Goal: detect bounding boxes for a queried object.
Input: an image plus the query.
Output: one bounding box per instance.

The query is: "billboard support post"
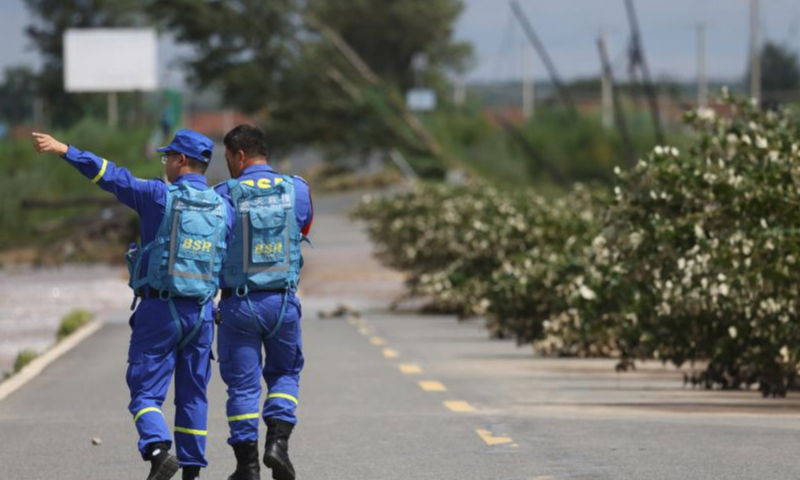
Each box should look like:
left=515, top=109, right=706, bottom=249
left=108, top=92, right=118, bottom=129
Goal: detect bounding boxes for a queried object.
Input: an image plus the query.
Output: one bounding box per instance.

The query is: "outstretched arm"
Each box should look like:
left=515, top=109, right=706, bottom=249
left=32, top=132, right=165, bottom=214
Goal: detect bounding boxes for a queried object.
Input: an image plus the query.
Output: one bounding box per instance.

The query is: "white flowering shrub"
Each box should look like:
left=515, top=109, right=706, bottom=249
left=597, top=94, right=800, bottom=395
left=354, top=94, right=800, bottom=395
left=353, top=183, right=607, bottom=330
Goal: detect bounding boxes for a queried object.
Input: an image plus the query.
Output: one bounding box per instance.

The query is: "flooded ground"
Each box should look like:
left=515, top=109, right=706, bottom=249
left=0, top=264, right=130, bottom=374
left=0, top=189, right=404, bottom=376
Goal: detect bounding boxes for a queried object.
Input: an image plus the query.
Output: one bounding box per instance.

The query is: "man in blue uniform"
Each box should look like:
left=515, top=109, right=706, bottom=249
left=32, top=129, right=233, bottom=480
left=214, top=125, right=313, bottom=480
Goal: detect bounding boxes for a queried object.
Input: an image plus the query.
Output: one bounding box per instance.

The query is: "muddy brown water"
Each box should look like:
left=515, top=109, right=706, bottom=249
left=0, top=264, right=130, bottom=374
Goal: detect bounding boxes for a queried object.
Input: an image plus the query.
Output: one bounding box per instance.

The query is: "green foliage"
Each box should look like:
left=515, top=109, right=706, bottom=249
left=0, top=66, right=38, bottom=124
left=355, top=94, right=800, bottom=395
left=759, top=42, right=800, bottom=94
left=13, top=350, right=38, bottom=374
left=149, top=0, right=470, bottom=160
left=57, top=309, right=94, bottom=341
left=22, top=0, right=146, bottom=127
left=0, top=118, right=159, bottom=248
left=309, top=0, right=473, bottom=91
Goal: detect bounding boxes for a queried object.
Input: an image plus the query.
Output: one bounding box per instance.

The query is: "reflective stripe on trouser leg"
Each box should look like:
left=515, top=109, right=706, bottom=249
left=127, top=344, right=175, bottom=459
left=262, top=301, right=303, bottom=425
left=173, top=308, right=213, bottom=467
left=218, top=299, right=264, bottom=445
left=131, top=405, right=171, bottom=457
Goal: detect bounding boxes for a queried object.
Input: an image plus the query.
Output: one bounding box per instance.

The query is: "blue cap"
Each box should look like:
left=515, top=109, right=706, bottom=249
left=157, top=129, right=214, bottom=164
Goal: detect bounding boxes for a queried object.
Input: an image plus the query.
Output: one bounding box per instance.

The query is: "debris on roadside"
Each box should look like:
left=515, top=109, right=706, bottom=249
left=318, top=304, right=361, bottom=319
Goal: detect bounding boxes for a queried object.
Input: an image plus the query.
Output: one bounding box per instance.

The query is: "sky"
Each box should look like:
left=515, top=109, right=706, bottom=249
left=2, top=0, right=800, bottom=84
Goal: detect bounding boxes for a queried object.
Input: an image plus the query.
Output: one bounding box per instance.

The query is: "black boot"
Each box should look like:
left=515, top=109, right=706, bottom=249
left=182, top=465, right=201, bottom=480
left=228, top=441, right=261, bottom=480
left=146, top=442, right=180, bottom=480
left=263, top=420, right=295, bottom=480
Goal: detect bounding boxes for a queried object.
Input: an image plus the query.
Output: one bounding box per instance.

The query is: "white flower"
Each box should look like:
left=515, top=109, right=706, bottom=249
left=728, top=326, right=738, bottom=339
left=678, top=258, right=686, bottom=270
left=697, top=108, right=716, bottom=122
left=781, top=346, right=791, bottom=362
left=717, top=273, right=727, bottom=281
left=579, top=285, right=597, bottom=300
left=671, top=147, right=680, bottom=157
left=756, top=136, right=768, bottom=149
left=629, top=232, right=643, bottom=249
left=694, top=223, right=706, bottom=239
left=719, top=283, right=730, bottom=296
left=614, top=166, right=622, bottom=175
left=592, top=235, right=607, bottom=249
left=654, top=145, right=665, bottom=156
left=741, top=134, right=752, bottom=146
left=760, top=219, right=768, bottom=229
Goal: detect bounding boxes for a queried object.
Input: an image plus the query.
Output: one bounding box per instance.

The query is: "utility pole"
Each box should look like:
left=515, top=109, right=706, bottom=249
left=509, top=0, right=576, bottom=114
left=697, top=22, right=708, bottom=109
left=522, top=41, right=534, bottom=120
left=598, top=33, right=636, bottom=167
left=750, top=0, right=761, bottom=103
left=623, top=0, right=664, bottom=144
left=454, top=76, right=466, bottom=107
left=601, top=29, right=614, bottom=128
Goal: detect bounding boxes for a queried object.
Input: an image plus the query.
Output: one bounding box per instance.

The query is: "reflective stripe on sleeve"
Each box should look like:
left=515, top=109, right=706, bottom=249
left=91, top=158, right=108, bottom=184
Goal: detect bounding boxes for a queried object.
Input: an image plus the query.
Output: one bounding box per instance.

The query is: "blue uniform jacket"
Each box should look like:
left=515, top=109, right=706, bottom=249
left=61, top=146, right=235, bottom=282
left=213, top=164, right=314, bottom=290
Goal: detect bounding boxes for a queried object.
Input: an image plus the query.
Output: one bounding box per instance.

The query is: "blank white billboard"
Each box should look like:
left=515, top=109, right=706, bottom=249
left=64, top=28, right=158, bottom=92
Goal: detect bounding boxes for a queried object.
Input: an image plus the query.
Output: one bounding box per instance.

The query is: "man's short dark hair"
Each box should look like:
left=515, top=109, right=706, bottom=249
left=224, top=124, right=268, bottom=159
left=187, top=158, right=209, bottom=174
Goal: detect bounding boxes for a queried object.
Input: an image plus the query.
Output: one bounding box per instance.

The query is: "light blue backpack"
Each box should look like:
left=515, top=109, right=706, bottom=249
left=222, top=176, right=306, bottom=338
left=126, top=183, right=227, bottom=349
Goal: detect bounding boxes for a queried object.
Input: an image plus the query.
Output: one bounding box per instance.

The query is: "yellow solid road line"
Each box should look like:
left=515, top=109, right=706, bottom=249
left=476, top=428, right=513, bottom=446
left=369, top=336, right=386, bottom=346
left=418, top=381, right=447, bottom=392
left=443, top=400, right=476, bottom=413
left=398, top=364, right=422, bottom=374
left=382, top=348, right=399, bottom=359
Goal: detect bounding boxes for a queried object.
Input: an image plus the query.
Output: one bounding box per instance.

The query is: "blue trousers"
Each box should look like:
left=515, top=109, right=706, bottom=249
left=218, top=292, right=304, bottom=445
left=126, top=298, right=214, bottom=467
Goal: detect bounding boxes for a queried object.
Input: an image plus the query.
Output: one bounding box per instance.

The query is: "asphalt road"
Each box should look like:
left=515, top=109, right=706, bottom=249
left=2, top=190, right=800, bottom=480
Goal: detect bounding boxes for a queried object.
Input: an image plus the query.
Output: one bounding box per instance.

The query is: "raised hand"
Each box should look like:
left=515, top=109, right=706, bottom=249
left=31, top=132, right=69, bottom=156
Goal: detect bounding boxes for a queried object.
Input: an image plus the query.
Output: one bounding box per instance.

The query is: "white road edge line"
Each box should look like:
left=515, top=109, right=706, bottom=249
left=0, top=319, right=104, bottom=403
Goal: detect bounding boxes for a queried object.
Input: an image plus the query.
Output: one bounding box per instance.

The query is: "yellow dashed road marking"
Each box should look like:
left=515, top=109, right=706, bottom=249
left=443, top=400, right=476, bottom=413
left=476, top=428, right=513, bottom=446
left=357, top=326, right=371, bottom=335
left=382, top=348, right=399, bottom=359
left=398, top=364, right=422, bottom=374
left=347, top=317, right=358, bottom=325
left=369, top=336, right=386, bottom=346
left=418, top=381, right=447, bottom=392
